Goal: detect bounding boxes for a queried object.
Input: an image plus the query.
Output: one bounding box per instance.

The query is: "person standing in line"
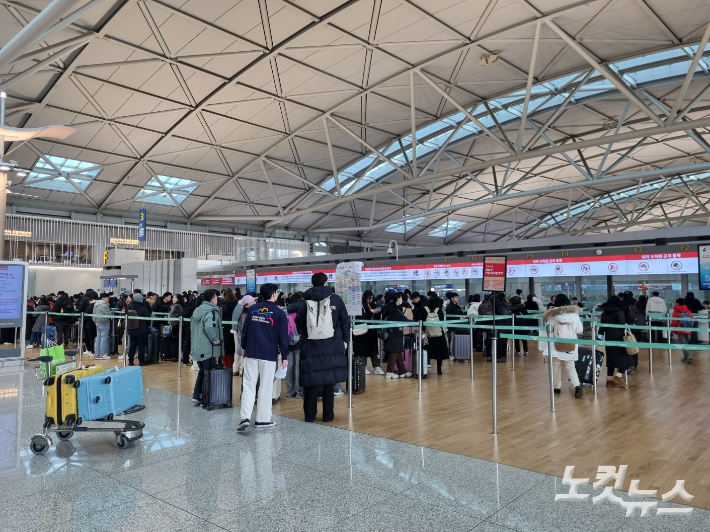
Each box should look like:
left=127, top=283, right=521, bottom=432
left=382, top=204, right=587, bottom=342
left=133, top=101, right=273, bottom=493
left=190, top=289, right=224, bottom=404
left=671, top=298, right=694, bottom=363
left=542, top=293, right=584, bottom=398
left=286, top=292, right=305, bottom=398
left=354, top=291, right=384, bottom=376
left=92, top=292, right=112, bottom=360
left=233, top=295, right=255, bottom=376
left=509, top=295, right=530, bottom=357
left=219, top=288, right=238, bottom=370
left=684, top=292, right=703, bottom=344
left=423, top=294, right=446, bottom=374
left=126, top=293, right=151, bottom=366
left=381, top=291, right=411, bottom=379
left=295, top=272, right=349, bottom=423
left=52, top=291, right=74, bottom=348
left=237, top=284, right=288, bottom=430
left=646, top=291, right=667, bottom=344
left=598, top=295, right=632, bottom=388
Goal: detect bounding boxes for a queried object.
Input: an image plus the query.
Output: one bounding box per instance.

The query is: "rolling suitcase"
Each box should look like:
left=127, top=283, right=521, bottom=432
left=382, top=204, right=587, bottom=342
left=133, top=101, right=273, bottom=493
left=161, top=334, right=176, bottom=360
left=413, top=349, right=428, bottom=378
left=202, top=350, right=232, bottom=410
left=575, top=347, right=604, bottom=387
left=77, top=366, right=144, bottom=421
left=453, top=334, right=471, bottom=361
left=349, top=356, right=366, bottom=394
left=70, top=323, right=78, bottom=344
left=146, top=332, right=161, bottom=363
left=44, top=365, right=106, bottom=426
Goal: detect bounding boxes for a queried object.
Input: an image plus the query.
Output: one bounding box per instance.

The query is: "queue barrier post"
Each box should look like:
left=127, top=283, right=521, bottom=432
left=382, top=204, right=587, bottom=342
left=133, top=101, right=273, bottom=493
left=511, top=314, right=515, bottom=371
left=546, top=324, right=555, bottom=413
left=418, top=320, right=423, bottom=392
left=178, top=316, right=183, bottom=378
left=590, top=319, right=597, bottom=396
left=78, top=312, right=84, bottom=366
left=491, top=327, right=498, bottom=435
left=667, top=313, right=672, bottom=366
left=647, top=315, right=653, bottom=375
left=348, top=317, right=353, bottom=410
left=122, top=316, right=128, bottom=367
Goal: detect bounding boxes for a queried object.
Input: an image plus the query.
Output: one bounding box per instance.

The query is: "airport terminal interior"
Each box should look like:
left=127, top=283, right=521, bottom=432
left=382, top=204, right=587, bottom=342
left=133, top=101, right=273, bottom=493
left=4, top=0, right=710, bottom=530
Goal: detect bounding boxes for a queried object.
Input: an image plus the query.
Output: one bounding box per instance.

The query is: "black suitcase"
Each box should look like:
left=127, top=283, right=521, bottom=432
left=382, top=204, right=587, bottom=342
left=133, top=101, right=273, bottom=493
left=146, top=332, right=161, bottom=363
left=575, top=347, right=604, bottom=387
left=348, top=356, right=366, bottom=394
left=161, top=334, right=178, bottom=360
left=70, top=323, right=78, bottom=344
left=203, top=357, right=232, bottom=410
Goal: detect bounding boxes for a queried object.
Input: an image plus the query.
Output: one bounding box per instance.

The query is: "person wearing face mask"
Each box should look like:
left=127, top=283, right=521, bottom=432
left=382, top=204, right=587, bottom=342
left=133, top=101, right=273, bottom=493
left=381, top=291, right=411, bottom=379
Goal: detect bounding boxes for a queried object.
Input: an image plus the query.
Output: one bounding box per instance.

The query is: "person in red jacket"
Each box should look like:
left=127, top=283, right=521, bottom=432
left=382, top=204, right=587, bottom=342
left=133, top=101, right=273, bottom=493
left=671, top=298, right=694, bottom=363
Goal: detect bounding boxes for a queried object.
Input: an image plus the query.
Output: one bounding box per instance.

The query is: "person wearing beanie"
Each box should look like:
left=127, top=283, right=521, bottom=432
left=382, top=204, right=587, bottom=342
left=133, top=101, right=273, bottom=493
left=542, top=293, right=584, bottom=399
left=126, top=292, right=151, bottom=366
left=92, top=292, right=113, bottom=360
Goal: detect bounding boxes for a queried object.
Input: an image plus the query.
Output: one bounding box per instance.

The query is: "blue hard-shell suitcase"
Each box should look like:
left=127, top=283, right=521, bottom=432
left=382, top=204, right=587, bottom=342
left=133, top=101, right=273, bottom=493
left=77, top=366, right=144, bottom=420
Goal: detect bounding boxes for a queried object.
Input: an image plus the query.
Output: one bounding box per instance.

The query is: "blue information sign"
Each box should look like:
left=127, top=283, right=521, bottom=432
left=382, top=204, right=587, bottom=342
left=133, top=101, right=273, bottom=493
left=138, top=209, right=146, bottom=242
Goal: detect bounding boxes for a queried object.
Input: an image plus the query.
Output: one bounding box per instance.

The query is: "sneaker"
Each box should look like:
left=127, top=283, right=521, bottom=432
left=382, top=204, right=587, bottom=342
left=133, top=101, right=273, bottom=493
left=95, top=355, right=111, bottom=360
left=236, top=419, right=250, bottom=432
left=687, top=358, right=693, bottom=364
left=191, top=362, right=199, bottom=371
left=25, top=344, right=33, bottom=349
left=296, top=393, right=304, bottom=399
left=524, top=352, right=529, bottom=357
left=254, top=421, right=277, bottom=429
left=385, top=372, right=399, bottom=379
left=403, top=372, right=412, bottom=378
left=334, top=389, right=345, bottom=396
left=83, top=350, right=92, bottom=356
left=427, top=364, right=431, bottom=368
left=514, top=352, right=522, bottom=358
left=191, top=398, right=200, bottom=404
left=575, top=386, right=583, bottom=399
left=365, top=368, right=371, bottom=375
left=374, top=367, right=385, bottom=375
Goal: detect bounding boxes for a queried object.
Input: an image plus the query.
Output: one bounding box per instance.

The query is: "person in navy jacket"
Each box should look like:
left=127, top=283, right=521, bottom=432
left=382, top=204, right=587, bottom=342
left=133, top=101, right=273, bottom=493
left=237, top=283, right=289, bottom=432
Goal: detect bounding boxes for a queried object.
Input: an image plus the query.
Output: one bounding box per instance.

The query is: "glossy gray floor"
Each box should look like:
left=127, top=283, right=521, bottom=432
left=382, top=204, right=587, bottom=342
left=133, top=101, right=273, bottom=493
left=0, top=366, right=705, bottom=532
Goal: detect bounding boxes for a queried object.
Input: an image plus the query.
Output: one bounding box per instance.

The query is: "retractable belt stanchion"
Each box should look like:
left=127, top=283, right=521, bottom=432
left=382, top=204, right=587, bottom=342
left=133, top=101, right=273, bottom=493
left=491, top=295, right=498, bottom=435
left=178, top=316, right=183, bottom=378
left=511, top=314, right=515, bottom=371
left=646, top=316, right=654, bottom=373
left=590, top=319, right=597, bottom=396
left=418, top=320, right=423, bottom=392
left=547, top=324, right=555, bottom=412
left=78, top=312, right=84, bottom=367
left=667, top=313, right=672, bottom=366
left=42, top=310, right=48, bottom=350
left=469, top=318, right=474, bottom=380
left=348, top=317, right=353, bottom=410
left=123, top=317, right=128, bottom=367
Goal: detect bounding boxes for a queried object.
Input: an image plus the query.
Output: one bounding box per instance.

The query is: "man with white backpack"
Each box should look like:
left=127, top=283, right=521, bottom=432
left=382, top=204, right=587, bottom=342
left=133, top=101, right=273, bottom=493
left=542, top=294, right=584, bottom=399
left=296, top=272, right=350, bottom=423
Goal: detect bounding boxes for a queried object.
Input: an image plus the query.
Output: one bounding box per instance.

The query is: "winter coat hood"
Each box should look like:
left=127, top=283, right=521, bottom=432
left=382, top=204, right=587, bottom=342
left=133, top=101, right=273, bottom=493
left=543, top=305, right=581, bottom=320
left=190, top=301, right=224, bottom=361
left=287, top=299, right=305, bottom=314
left=304, top=285, right=334, bottom=302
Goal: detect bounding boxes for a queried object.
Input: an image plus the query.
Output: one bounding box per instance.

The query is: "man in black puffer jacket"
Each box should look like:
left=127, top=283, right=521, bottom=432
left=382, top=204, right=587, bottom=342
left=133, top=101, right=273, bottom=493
left=296, top=272, right=349, bottom=423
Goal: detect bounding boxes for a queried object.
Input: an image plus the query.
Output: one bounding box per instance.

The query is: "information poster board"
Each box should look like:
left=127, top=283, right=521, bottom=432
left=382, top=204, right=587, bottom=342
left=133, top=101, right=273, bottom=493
left=483, top=256, right=507, bottom=292
left=699, top=245, right=710, bottom=290
left=335, top=262, right=363, bottom=316
left=138, top=209, right=146, bottom=242
left=246, top=268, right=256, bottom=294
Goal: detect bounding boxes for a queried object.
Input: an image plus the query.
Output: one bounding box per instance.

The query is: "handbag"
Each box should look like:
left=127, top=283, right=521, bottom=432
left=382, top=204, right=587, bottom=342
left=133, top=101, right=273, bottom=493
left=353, top=307, right=369, bottom=336
left=376, top=315, right=389, bottom=341
left=623, top=328, right=640, bottom=355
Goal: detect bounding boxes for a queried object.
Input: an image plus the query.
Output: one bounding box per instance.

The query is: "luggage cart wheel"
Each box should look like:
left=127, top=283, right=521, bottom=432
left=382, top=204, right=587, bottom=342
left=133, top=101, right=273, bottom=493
left=116, top=434, right=129, bottom=448
left=56, top=431, right=73, bottom=441
left=30, top=435, right=52, bottom=455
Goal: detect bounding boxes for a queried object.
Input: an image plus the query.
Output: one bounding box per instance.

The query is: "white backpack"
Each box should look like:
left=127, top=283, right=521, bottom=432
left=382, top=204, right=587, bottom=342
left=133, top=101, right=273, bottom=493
left=425, top=309, right=442, bottom=337
left=306, top=297, right=335, bottom=340
left=553, top=320, right=577, bottom=352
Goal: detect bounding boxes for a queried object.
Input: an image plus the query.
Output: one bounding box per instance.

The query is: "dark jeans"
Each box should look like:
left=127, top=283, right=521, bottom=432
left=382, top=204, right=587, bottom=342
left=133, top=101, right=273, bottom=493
left=514, top=338, right=528, bottom=352
left=485, top=336, right=508, bottom=360
left=193, top=357, right=216, bottom=401
left=84, top=326, right=96, bottom=353
left=128, top=333, right=148, bottom=364
left=303, top=383, right=335, bottom=422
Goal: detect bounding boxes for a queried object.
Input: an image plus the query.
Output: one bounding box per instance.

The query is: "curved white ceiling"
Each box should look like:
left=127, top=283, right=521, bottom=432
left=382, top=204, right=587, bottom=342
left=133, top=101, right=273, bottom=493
left=2, top=0, right=710, bottom=245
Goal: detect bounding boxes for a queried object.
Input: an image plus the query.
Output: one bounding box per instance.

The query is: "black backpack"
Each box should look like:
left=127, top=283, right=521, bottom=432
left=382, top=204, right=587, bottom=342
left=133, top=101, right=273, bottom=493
left=628, top=305, right=645, bottom=327
left=126, top=309, right=140, bottom=330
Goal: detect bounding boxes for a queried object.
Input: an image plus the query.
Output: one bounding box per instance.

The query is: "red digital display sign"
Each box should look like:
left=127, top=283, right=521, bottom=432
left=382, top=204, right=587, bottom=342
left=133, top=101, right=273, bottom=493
left=483, top=256, right=507, bottom=292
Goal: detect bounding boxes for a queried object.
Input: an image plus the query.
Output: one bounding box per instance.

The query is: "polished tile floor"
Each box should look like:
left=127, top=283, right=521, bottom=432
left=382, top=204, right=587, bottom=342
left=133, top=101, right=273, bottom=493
left=0, top=364, right=706, bottom=532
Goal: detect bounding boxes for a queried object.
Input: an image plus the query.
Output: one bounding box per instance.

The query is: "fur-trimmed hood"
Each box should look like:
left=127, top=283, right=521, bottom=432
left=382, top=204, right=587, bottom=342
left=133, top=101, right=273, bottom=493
left=543, top=304, right=581, bottom=320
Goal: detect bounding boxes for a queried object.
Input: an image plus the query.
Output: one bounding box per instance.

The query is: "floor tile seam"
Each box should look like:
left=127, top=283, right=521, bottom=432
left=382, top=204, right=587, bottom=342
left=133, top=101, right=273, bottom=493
left=475, top=479, right=544, bottom=525
left=335, top=461, right=427, bottom=493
